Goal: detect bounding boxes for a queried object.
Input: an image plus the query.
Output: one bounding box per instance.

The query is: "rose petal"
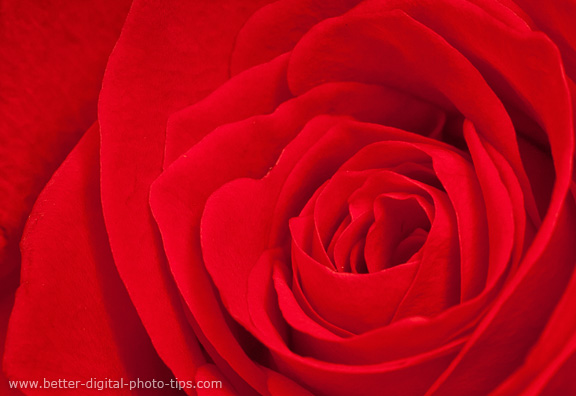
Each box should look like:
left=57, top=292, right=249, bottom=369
left=540, top=347, right=576, bottom=396
left=289, top=3, right=576, bottom=228
left=0, top=272, right=21, bottom=396
left=290, top=213, right=419, bottom=333
left=273, top=255, right=356, bottom=339
left=427, top=190, right=576, bottom=395
left=490, top=199, right=576, bottom=394
left=164, top=53, right=292, bottom=167
left=511, top=0, right=576, bottom=78
left=230, top=0, right=362, bottom=74
left=3, top=126, right=179, bottom=394
left=264, top=367, right=315, bottom=396
left=99, top=0, right=273, bottom=386
left=150, top=81, right=443, bottom=387
left=0, top=0, right=130, bottom=279
left=195, top=364, right=237, bottom=396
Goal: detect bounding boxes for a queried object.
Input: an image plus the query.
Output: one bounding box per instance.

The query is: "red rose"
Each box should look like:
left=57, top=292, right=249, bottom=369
left=2, top=0, right=576, bottom=395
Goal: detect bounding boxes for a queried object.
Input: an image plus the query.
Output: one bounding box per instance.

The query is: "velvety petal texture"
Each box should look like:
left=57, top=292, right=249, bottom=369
left=3, top=126, right=179, bottom=395
left=0, top=0, right=132, bottom=279
left=98, top=0, right=275, bottom=391
left=3, top=0, right=576, bottom=395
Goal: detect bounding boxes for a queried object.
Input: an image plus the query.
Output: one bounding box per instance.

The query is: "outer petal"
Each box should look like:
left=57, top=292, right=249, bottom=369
left=3, top=125, right=179, bottom=395
left=164, top=53, right=292, bottom=167
left=490, top=192, right=576, bottom=395
left=510, top=0, right=576, bottom=78
left=0, top=273, right=21, bottom=396
left=98, top=0, right=273, bottom=389
left=230, top=0, right=362, bottom=74
left=0, top=0, right=131, bottom=279
left=424, top=137, right=575, bottom=395
left=195, top=364, right=237, bottom=396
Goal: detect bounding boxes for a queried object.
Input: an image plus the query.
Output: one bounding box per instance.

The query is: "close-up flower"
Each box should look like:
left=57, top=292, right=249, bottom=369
left=2, top=0, right=576, bottom=395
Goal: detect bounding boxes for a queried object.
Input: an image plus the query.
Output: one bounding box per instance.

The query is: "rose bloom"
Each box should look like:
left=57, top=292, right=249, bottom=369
left=2, top=0, right=576, bottom=395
